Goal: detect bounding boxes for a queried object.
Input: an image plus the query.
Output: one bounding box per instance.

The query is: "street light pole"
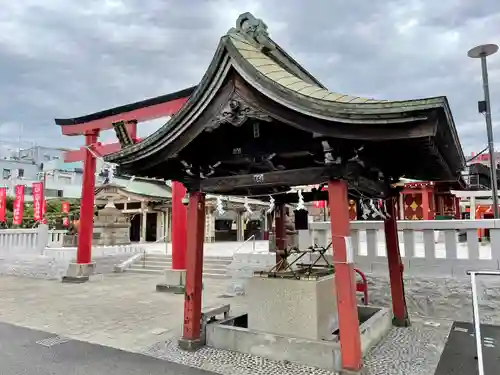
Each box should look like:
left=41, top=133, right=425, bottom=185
left=468, top=44, right=500, bottom=218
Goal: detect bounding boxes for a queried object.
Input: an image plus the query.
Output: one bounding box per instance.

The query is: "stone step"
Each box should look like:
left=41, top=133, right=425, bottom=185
left=144, top=255, right=233, bottom=264
left=125, top=267, right=229, bottom=278
left=128, top=264, right=228, bottom=274
left=143, top=260, right=229, bottom=269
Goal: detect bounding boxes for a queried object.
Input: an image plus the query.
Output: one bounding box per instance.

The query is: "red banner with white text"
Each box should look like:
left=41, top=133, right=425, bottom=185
left=62, top=201, right=70, bottom=227
left=0, top=187, right=6, bottom=222
left=32, top=182, right=43, bottom=222
left=13, top=185, right=25, bottom=225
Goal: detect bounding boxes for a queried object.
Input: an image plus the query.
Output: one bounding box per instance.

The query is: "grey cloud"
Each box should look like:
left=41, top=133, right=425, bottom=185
left=0, top=0, right=499, bottom=155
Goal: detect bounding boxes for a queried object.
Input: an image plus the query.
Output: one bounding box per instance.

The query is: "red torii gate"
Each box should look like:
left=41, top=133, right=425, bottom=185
left=55, top=86, right=196, bottom=281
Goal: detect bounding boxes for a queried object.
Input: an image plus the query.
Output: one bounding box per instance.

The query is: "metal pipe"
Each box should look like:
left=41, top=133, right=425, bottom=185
left=470, top=272, right=485, bottom=375
left=234, top=234, right=256, bottom=254
left=467, top=270, right=500, bottom=276
left=480, top=55, right=500, bottom=218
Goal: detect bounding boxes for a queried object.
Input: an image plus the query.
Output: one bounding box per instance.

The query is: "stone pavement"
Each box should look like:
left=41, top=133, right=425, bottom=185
left=0, top=321, right=216, bottom=375
left=0, top=273, right=246, bottom=353
left=0, top=272, right=494, bottom=375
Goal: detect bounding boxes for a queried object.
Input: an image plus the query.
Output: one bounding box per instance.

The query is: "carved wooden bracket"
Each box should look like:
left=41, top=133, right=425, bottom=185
left=206, top=95, right=272, bottom=132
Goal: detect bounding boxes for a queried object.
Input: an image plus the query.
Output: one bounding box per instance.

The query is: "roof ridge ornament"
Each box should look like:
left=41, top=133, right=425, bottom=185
left=234, top=12, right=275, bottom=52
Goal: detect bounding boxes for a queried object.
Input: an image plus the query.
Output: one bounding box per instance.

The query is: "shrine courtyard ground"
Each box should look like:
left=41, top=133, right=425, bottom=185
left=1, top=272, right=499, bottom=375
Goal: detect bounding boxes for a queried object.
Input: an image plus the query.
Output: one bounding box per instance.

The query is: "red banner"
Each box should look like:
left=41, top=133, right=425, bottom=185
left=0, top=187, right=6, bottom=222
left=62, top=201, right=70, bottom=227
left=314, top=200, right=326, bottom=208
left=61, top=202, right=70, bottom=213
left=13, top=185, right=25, bottom=225
left=32, top=182, right=43, bottom=222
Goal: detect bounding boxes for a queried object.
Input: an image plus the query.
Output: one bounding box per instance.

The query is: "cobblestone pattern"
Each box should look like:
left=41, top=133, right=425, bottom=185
left=366, top=274, right=500, bottom=324
left=144, top=339, right=337, bottom=375
left=364, top=319, right=452, bottom=375
left=143, top=318, right=451, bottom=375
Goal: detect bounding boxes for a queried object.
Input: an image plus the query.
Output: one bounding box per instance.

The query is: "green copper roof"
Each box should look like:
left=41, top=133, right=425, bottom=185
left=109, top=177, right=171, bottom=199
left=104, top=12, right=464, bottom=172
left=223, top=15, right=450, bottom=115
left=227, top=30, right=384, bottom=104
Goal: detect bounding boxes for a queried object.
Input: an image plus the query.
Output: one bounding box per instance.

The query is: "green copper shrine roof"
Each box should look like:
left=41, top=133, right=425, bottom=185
left=227, top=29, right=384, bottom=104
left=105, top=12, right=465, bottom=182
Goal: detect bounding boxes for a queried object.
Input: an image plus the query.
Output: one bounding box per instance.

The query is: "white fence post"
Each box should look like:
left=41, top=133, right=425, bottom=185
left=36, top=224, right=49, bottom=254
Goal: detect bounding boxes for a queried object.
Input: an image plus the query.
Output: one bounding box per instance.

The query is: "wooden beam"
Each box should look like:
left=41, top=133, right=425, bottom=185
left=56, top=87, right=195, bottom=136
left=63, top=141, right=142, bottom=163
left=191, top=166, right=333, bottom=193
left=189, top=165, right=392, bottom=198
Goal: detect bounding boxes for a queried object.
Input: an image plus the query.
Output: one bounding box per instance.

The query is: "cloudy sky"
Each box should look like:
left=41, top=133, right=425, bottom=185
left=0, top=0, right=499, bottom=157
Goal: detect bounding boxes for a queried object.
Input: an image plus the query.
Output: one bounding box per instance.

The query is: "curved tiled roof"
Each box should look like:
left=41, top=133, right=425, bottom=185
left=227, top=30, right=384, bottom=104
left=105, top=12, right=464, bottom=175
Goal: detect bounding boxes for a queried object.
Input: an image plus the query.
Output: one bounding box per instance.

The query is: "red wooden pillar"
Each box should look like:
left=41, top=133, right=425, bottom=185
left=274, top=203, right=286, bottom=264
left=454, top=197, right=461, bottom=219
left=171, top=181, right=188, bottom=270
left=178, top=191, right=205, bottom=350
left=76, top=130, right=99, bottom=265
left=421, top=188, right=431, bottom=220
left=328, top=180, right=362, bottom=372
left=384, top=197, right=410, bottom=327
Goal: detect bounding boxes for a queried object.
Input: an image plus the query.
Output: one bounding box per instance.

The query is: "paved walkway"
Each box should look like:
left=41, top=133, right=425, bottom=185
left=0, top=321, right=216, bottom=375
left=0, top=272, right=478, bottom=375
left=0, top=273, right=246, bottom=353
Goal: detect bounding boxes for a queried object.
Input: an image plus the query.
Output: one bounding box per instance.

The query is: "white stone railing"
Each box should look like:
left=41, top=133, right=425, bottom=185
left=0, top=227, right=66, bottom=255
left=0, top=228, right=41, bottom=253
left=309, top=220, right=500, bottom=276
left=47, top=230, right=66, bottom=247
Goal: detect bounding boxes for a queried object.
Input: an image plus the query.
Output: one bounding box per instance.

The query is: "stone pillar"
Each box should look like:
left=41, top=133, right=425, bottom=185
left=236, top=210, right=244, bottom=241
left=205, top=206, right=215, bottom=243
left=156, top=211, right=164, bottom=242
left=470, top=196, right=476, bottom=219
left=164, top=208, right=170, bottom=242
left=140, top=201, right=147, bottom=243
left=92, top=201, right=131, bottom=246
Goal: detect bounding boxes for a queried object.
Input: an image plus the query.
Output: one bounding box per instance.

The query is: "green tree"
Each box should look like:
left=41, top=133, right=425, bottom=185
left=3, top=197, right=82, bottom=229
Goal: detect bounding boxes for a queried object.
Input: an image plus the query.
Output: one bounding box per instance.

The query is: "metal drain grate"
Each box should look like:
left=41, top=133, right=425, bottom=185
left=36, top=336, right=70, bottom=347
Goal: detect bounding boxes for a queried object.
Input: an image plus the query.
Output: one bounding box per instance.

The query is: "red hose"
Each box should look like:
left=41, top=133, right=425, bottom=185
left=354, top=268, right=368, bottom=305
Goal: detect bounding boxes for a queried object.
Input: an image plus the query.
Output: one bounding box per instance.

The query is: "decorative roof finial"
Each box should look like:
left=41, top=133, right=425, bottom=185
left=235, top=12, right=275, bottom=51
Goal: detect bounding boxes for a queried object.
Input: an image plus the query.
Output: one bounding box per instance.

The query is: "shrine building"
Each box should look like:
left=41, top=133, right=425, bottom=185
left=94, top=176, right=267, bottom=243
left=101, top=12, right=465, bottom=373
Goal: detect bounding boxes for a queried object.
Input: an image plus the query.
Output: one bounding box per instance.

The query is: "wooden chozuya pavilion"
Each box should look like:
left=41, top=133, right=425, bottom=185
left=105, top=12, right=465, bottom=373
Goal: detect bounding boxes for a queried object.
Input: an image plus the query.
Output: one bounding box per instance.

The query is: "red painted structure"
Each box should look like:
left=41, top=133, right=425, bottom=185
left=383, top=197, right=409, bottom=326
left=328, top=180, right=362, bottom=369
left=77, top=131, right=99, bottom=264
left=171, top=181, right=188, bottom=270
left=401, top=181, right=461, bottom=220
left=54, top=86, right=195, bottom=269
